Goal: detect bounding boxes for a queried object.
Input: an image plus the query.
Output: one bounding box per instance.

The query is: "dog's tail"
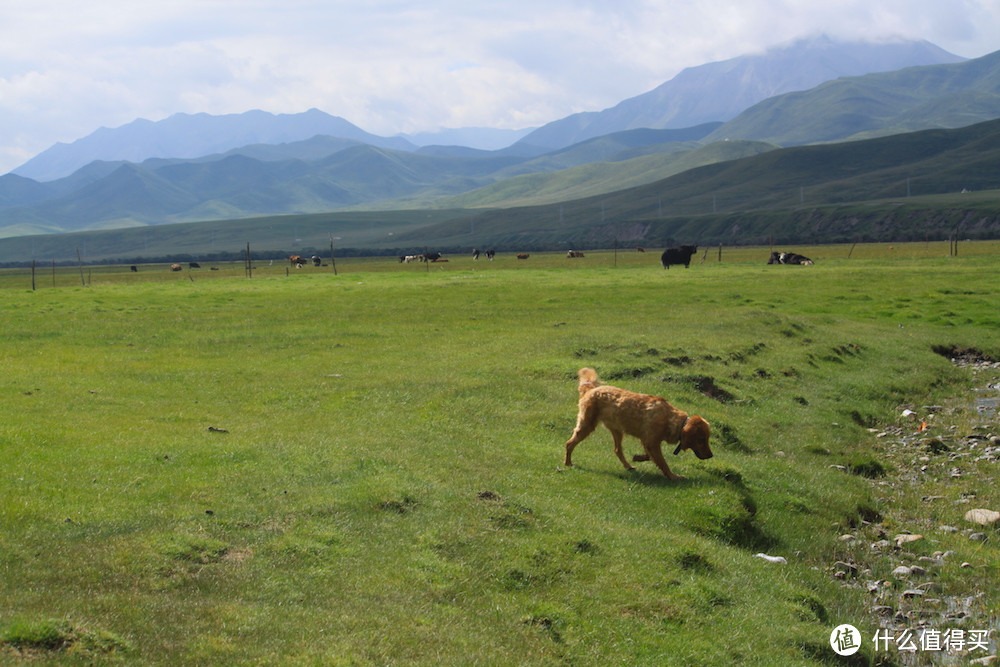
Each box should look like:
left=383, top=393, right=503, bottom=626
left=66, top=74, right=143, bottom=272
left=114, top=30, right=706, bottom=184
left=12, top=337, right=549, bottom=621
left=577, top=367, right=601, bottom=396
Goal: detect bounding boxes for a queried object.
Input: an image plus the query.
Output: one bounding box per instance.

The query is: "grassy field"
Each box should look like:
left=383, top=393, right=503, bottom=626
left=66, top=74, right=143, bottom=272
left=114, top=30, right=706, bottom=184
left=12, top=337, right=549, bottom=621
left=1, top=244, right=999, bottom=665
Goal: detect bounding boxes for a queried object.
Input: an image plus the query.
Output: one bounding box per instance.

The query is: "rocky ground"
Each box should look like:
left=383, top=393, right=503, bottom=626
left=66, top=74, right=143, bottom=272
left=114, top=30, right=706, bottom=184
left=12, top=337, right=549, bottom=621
left=829, top=354, right=1000, bottom=666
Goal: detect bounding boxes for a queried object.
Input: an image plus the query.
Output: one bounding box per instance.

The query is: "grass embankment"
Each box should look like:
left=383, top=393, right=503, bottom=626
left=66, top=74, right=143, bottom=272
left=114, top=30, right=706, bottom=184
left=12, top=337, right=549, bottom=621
left=1, top=245, right=998, bottom=664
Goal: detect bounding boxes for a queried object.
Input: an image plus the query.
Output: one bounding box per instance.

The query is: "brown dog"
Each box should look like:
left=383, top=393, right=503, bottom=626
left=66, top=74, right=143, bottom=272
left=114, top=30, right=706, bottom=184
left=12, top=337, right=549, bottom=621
left=564, top=368, right=712, bottom=479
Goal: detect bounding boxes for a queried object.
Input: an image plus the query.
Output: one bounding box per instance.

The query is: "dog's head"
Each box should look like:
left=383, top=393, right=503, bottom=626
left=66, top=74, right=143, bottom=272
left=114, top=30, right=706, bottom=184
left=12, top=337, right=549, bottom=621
left=672, top=415, right=713, bottom=460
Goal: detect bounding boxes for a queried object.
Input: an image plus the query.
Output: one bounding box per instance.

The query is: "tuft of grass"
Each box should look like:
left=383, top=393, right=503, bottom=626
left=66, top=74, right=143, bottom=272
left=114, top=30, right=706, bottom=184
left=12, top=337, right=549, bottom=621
left=845, top=455, right=888, bottom=479
left=1, top=619, right=72, bottom=651
left=1, top=618, right=132, bottom=656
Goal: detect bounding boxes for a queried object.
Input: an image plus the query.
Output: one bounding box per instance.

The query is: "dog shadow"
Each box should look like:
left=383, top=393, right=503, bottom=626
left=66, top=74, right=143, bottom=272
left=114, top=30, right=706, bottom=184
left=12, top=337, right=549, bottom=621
left=571, top=463, right=728, bottom=490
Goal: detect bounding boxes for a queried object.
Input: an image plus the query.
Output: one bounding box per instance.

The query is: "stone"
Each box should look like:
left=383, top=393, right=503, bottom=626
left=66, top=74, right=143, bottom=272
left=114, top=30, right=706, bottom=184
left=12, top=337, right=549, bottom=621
left=894, top=533, right=923, bottom=547
left=892, top=565, right=912, bottom=578
left=871, top=539, right=892, bottom=552
left=964, top=508, right=1000, bottom=526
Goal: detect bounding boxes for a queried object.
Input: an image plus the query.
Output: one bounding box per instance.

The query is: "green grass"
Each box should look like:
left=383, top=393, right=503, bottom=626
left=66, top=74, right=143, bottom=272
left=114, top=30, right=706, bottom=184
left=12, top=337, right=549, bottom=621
left=1, top=245, right=999, bottom=664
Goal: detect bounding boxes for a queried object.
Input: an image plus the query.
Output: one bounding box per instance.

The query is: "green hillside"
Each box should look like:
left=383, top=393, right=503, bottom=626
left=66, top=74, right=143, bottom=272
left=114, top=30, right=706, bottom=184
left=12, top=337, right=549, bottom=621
left=391, top=119, right=1000, bottom=250
left=434, top=141, right=776, bottom=209
left=706, top=50, right=1000, bottom=146
left=3, top=119, right=1000, bottom=263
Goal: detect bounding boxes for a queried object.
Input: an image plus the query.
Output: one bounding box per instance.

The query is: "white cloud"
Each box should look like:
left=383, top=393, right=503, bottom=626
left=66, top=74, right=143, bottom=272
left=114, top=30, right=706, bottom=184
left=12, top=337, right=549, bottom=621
left=1, top=0, right=998, bottom=173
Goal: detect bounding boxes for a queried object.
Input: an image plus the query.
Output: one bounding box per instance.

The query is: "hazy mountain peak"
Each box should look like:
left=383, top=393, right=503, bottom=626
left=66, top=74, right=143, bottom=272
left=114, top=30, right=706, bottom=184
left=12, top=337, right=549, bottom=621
left=516, top=35, right=965, bottom=150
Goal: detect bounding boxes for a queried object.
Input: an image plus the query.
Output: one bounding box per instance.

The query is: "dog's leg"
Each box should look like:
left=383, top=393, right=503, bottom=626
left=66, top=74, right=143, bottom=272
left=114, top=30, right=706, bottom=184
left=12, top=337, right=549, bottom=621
left=642, top=441, right=685, bottom=480
left=609, top=429, right=635, bottom=471
left=564, top=410, right=598, bottom=467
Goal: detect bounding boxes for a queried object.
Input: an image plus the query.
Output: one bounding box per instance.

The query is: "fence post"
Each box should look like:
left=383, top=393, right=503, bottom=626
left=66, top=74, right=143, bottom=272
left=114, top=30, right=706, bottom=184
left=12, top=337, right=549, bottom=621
left=76, top=248, right=85, bottom=286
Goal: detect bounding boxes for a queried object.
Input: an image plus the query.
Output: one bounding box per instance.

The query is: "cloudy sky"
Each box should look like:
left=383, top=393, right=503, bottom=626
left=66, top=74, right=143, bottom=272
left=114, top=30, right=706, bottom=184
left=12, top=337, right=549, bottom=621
left=1, top=0, right=998, bottom=175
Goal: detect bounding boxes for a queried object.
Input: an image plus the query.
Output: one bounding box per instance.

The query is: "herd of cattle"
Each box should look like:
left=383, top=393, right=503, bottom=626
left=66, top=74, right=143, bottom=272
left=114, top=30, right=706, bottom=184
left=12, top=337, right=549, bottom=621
left=396, top=246, right=813, bottom=268
left=153, top=247, right=814, bottom=271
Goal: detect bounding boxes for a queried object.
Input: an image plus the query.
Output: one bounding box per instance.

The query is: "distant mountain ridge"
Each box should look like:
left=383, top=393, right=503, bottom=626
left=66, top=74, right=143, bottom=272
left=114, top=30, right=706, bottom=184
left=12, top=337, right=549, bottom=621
left=11, top=36, right=963, bottom=183
left=515, top=35, right=965, bottom=150
left=12, top=109, right=418, bottom=182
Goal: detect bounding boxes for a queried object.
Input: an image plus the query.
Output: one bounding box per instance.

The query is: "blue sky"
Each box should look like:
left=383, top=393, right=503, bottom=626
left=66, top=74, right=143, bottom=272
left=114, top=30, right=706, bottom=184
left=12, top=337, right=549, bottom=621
left=1, top=0, right=998, bottom=175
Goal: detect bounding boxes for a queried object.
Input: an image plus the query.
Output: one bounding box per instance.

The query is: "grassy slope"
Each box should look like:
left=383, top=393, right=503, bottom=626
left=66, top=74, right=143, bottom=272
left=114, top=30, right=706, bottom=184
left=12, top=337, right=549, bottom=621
left=432, top=140, right=776, bottom=209
left=702, top=50, right=1000, bottom=146
left=1, top=247, right=998, bottom=664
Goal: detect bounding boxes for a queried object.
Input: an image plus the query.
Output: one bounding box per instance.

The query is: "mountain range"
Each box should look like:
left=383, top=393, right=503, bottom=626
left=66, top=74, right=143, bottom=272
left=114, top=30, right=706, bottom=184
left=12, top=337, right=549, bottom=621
left=513, top=35, right=964, bottom=150
left=3, top=113, right=998, bottom=265
left=2, top=35, right=999, bottom=245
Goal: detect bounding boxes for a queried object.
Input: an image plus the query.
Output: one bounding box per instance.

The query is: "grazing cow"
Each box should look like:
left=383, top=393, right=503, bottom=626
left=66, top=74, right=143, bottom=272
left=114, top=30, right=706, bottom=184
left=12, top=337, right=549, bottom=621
left=189, top=262, right=201, bottom=269
left=660, top=245, right=698, bottom=269
left=566, top=250, right=585, bottom=258
left=768, top=251, right=814, bottom=265
left=170, top=263, right=183, bottom=272
left=399, top=255, right=419, bottom=263
left=636, top=247, right=645, bottom=253
left=472, top=248, right=481, bottom=260
left=485, top=249, right=496, bottom=260
left=311, top=256, right=322, bottom=267
left=289, top=255, right=307, bottom=268
left=421, top=252, right=442, bottom=262
left=130, top=265, right=138, bottom=272
left=517, top=253, right=530, bottom=260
